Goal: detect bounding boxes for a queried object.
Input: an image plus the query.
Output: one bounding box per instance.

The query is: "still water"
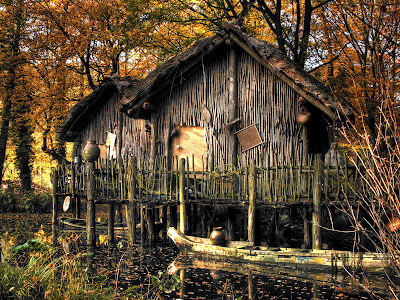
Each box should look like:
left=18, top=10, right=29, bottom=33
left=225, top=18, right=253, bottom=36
left=0, top=213, right=395, bottom=299
left=92, top=245, right=394, bottom=300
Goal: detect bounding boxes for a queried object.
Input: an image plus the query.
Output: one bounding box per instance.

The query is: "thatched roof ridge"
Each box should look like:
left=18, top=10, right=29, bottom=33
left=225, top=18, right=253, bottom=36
left=56, top=75, right=138, bottom=142
left=120, top=22, right=352, bottom=120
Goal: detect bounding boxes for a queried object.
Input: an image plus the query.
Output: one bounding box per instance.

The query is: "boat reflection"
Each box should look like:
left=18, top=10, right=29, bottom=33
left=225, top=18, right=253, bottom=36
left=168, top=253, right=395, bottom=299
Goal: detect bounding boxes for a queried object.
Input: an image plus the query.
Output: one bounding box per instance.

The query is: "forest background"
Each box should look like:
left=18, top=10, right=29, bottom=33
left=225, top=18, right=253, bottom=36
left=0, top=0, right=399, bottom=192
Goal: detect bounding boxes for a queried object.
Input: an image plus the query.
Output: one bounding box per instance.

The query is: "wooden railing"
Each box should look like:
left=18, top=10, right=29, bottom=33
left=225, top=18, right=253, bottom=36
left=55, top=154, right=363, bottom=206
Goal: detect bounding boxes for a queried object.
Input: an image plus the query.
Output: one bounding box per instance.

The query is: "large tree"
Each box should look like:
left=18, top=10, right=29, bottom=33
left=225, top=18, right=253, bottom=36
left=175, top=0, right=334, bottom=68
left=317, top=0, right=400, bottom=145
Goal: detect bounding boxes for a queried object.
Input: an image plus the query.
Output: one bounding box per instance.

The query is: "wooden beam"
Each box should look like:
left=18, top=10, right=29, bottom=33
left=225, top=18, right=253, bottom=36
left=179, top=158, right=187, bottom=234
left=248, top=159, right=256, bottom=243
left=312, top=154, right=323, bottom=250
left=228, top=46, right=239, bottom=166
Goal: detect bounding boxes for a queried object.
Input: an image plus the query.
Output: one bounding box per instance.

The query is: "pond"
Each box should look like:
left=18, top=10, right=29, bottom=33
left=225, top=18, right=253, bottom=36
left=0, top=213, right=396, bottom=299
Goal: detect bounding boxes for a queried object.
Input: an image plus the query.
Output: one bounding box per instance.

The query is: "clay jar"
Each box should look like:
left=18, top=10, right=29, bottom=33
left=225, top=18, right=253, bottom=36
left=210, top=227, right=226, bottom=245
left=83, top=141, right=100, bottom=162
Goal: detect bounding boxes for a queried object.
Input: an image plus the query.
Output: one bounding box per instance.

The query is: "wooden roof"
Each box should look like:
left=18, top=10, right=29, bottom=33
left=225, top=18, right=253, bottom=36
left=119, top=22, right=352, bottom=121
left=56, top=74, right=138, bottom=142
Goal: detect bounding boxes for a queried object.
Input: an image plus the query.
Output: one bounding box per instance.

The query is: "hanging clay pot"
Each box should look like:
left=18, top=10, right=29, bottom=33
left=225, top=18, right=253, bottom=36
left=296, top=113, right=311, bottom=125
left=83, top=141, right=100, bottom=162
left=210, top=227, right=226, bottom=245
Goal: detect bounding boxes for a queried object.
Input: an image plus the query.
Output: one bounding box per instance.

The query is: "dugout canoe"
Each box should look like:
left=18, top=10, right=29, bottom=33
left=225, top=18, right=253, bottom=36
left=167, top=227, right=394, bottom=273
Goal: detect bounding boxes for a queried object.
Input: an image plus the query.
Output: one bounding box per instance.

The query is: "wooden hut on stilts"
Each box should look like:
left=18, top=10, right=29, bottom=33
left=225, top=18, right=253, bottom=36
left=55, top=22, right=354, bottom=250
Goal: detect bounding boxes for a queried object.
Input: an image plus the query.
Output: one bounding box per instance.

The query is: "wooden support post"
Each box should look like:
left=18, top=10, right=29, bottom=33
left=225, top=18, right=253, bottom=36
left=192, top=204, right=198, bottom=235
left=126, top=158, right=137, bottom=245
left=108, top=202, right=115, bottom=246
left=187, top=204, right=192, bottom=234
left=71, top=163, right=76, bottom=218
left=227, top=207, right=236, bottom=241
left=200, top=205, right=208, bottom=237
left=147, top=207, right=155, bottom=247
left=161, top=205, right=168, bottom=242
left=87, top=161, right=96, bottom=248
left=52, top=168, right=59, bottom=245
left=303, top=206, right=311, bottom=249
left=140, top=204, right=145, bottom=247
left=116, top=203, right=123, bottom=225
left=76, top=195, right=81, bottom=219
left=179, top=158, right=187, bottom=234
left=312, top=154, right=323, bottom=250
left=248, top=159, right=256, bottom=244
left=170, top=205, right=178, bottom=229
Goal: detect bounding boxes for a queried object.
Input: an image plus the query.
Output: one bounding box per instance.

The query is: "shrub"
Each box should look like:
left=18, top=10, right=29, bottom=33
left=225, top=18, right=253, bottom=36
left=0, top=190, right=17, bottom=212
left=21, top=192, right=52, bottom=213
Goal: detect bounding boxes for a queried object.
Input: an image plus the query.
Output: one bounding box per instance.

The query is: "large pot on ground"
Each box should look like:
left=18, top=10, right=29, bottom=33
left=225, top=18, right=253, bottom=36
left=210, top=227, right=226, bottom=246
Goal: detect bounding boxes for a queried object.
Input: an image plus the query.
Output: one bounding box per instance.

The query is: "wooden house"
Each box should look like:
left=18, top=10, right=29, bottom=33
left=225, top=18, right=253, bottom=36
left=57, top=22, right=351, bottom=169
left=55, top=23, right=355, bottom=248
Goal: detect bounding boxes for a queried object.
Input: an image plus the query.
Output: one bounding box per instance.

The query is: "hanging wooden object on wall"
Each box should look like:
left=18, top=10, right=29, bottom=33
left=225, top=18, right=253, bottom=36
left=235, top=124, right=263, bottom=152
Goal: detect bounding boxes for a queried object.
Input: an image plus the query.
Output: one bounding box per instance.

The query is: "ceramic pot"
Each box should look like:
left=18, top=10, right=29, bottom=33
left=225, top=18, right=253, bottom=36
left=296, top=113, right=311, bottom=125
left=210, top=227, right=226, bottom=245
left=83, top=141, right=100, bottom=162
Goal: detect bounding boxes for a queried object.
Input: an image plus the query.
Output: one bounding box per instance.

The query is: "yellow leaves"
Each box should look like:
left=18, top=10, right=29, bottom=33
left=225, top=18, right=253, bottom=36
left=98, top=234, right=108, bottom=245
left=34, top=225, right=52, bottom=244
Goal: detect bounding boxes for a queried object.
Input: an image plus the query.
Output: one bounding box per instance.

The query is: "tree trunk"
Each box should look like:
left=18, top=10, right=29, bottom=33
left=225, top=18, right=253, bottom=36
left=14, top=123, right=32, bottom=191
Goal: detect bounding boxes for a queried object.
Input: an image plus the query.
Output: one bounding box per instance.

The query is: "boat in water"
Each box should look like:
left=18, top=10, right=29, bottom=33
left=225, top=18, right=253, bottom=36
left=167, top=227, right=395, bottom=274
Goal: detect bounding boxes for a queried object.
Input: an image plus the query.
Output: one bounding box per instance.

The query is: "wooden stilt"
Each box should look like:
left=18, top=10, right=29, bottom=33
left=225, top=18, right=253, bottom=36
left=147, top=207, right=155, bottom=247
left=248, top=159, right=256, bottom=244
left=312, top=154, right=323, bottom=250
left=227, top=207, right=236, bottom=241
left=192, top=204, right=198, bottom=235
left=161, top=205, right=168, bottom=242
left=187, top=204, right=192, bottom=234
left=303, top=206, right=311, bottom=249
left=108, top=202, right=115, bottom=246
left=52, top=169, right=59, bottom=245
left=76, top=195, right=81, bottom=219
left=273, top=209, right=280, bottom=247
left=200, top=205, right=208, bottom=237
left=170, top=205, right=178, bottom=228
left=71, top=163, right=76, bottom=218
left=126, top=158, right=137, bottom=245
left=87, top=161, right=96, bottom=248
left=140, top=204, right=145, bottom=247
left=179, top=158, right=187, bottom=234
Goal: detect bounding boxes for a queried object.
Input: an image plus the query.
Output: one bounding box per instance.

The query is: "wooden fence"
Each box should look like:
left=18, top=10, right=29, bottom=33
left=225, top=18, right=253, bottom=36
left=56, top=154, right=362, bottom=207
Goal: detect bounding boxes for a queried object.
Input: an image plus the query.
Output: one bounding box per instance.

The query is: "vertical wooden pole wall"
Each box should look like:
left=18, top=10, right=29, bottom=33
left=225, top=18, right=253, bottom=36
left=227, top=45, right=239, bottom=241
left=248, top=159, right=256, bottom=243
left=312, top=154, right=323, bottom=250
left=87, top=161, right=96, bottom=248
left=52, top=168, right=58, bottom=245
left=179, top=158, right=187, bottom=234
left=126, top=158, right=137, bottom=245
